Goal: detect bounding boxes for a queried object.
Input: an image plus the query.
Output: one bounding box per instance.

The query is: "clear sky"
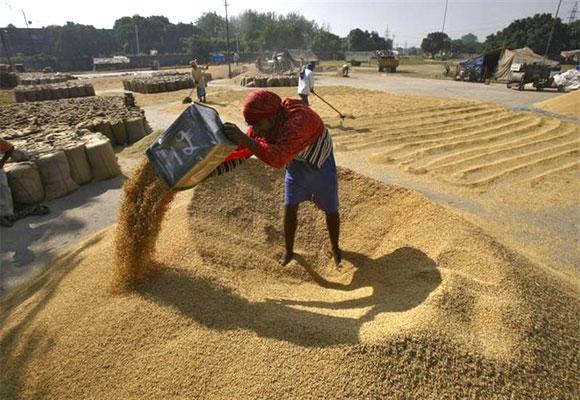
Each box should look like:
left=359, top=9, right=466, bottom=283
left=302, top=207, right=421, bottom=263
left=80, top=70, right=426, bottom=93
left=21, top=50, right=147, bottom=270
left=1, top=0, right=577, bottom=46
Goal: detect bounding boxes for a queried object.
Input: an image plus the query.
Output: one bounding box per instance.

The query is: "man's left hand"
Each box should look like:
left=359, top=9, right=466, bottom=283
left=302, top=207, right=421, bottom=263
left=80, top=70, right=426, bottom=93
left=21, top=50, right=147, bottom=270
left=223, top=122, right=246, bottom=145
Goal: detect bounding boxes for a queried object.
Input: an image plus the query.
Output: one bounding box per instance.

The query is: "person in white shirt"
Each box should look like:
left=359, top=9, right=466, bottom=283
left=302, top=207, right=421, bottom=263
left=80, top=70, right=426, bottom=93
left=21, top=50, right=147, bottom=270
left=297, top=62, right=315, bottom=105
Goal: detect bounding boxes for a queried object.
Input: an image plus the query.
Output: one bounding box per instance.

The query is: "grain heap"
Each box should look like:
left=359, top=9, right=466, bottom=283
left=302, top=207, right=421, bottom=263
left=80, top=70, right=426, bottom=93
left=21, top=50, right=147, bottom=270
left=0, top=159, right=577, bottom=399
left=13, top=81, right=96, bottom=102
left=535, top=90, right=580, bottom=118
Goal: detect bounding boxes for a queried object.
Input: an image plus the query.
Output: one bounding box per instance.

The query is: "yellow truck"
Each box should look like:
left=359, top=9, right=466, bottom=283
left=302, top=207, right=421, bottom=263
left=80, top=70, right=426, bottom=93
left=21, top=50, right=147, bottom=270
left=377, top=50, right=399, bottom=73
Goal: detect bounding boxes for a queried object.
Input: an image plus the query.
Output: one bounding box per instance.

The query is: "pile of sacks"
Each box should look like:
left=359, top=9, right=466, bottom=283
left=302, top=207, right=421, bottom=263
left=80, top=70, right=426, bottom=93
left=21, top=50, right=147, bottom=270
left=17, top=72, right=77, bottom=85
left=0, top=95, right=149, bottom=203
left=0, top=64, right=18, bottom=89
left=240, top=74, right=298, bottom=88
left=554, top=69, right=580, bottom=91
left=122, top=72, right=212, bottom=93
left=5, top=130, right=121, bottom=203
left=13, top=82, right=96, bottom=102
left=0, top=96, right=143, bottom=132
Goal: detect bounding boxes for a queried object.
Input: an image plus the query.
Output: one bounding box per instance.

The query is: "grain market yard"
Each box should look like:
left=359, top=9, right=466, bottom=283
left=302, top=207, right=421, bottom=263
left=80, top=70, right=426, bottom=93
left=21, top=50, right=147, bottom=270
left=1, top=73, right=578, bottom=399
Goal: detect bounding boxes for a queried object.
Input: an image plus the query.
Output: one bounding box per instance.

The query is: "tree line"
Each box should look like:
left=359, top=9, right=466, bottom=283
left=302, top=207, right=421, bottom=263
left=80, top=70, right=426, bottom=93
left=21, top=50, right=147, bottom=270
left=1, top=11, right=392, bottom=61
left=2, top=11, right=579, bottom=62
left=421, top=14, right=580, bottom=59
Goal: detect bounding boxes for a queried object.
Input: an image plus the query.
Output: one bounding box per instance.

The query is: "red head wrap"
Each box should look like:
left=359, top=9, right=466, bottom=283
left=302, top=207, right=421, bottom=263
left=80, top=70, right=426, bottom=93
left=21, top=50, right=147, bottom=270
left=242, top=90, right=282, bottom=123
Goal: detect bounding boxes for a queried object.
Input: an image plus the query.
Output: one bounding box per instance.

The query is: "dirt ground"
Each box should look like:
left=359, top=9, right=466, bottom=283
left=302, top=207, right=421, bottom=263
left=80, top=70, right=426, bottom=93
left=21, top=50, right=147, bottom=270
left=1, top=71, right=578, bottom=398
left=1, top=71, right=577, bottom=293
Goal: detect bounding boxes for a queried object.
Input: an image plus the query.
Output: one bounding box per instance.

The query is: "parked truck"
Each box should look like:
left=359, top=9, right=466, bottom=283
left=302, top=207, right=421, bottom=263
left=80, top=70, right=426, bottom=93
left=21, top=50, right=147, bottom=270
left=377, top=50, right=399, bottom=73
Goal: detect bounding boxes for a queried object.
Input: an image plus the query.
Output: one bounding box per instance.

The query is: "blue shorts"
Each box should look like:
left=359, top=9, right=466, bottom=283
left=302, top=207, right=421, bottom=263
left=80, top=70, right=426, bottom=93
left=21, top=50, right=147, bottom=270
left=196, top=86, right=206, bottom=98
left=284, top=153, right=339, bottom=213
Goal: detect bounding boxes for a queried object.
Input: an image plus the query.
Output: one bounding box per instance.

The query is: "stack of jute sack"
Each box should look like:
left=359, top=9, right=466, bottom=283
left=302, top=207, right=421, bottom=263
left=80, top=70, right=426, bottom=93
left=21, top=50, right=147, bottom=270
left=240, top=74, right=298, bottom=88
left=4, top=130, right=121, bottom=203
left=1, top=96, right=149, bottom=204
left=13, top=82, right=96, bottom=102
left=0, top=64, right=18, bottom=89
left=122, top=71, right=212, bottom=93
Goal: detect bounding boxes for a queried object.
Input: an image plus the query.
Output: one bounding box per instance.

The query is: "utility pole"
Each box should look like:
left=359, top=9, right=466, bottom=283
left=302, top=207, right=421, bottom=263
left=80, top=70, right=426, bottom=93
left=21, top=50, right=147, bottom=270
left=544, top=0, right=563, bottom=61
left=134, top=24, right=140, bottom=55
left=441, top=0, right=449, bottom=33
left=569, top=1, right=578, bottom=23
left=224, top=0, right=232, bottom=78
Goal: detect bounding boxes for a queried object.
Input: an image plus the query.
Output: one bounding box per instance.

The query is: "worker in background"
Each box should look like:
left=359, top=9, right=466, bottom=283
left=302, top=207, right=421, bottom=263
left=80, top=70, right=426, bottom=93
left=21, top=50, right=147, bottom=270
left=0, top=138, right=14, bottom=227
left=190, top=59, right=207, bottom=103
left=223, top=90, right=341, bottom=267
left=297, top=61, right=315, bottom=105
left=342, top=63, right=350, bottom=77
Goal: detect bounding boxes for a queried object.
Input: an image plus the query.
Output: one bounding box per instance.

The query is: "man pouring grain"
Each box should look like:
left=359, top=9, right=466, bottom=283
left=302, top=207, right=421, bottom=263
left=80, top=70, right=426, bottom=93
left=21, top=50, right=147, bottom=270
left=223, top=90, right=341, bottom=266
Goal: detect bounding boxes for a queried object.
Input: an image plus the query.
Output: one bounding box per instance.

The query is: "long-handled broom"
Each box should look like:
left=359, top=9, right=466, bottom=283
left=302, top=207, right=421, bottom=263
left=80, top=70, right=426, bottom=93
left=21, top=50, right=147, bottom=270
left=182, top=87, right=195, bottom=104
left=311, top=91, right=355, bottom=121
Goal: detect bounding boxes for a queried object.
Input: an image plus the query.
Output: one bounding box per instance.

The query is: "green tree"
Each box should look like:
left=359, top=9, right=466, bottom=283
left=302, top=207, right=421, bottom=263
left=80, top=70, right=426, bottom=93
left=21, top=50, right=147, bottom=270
left=566, top=20, right=580, bottom=50
left=484, top=13, right=568, bottom=58
left=461, top=33, right=482, bottom=54
left=346, top=29, right=390, bottom=51
left=195, top=12, right=225, bottom=39
left=311, top=30, right=342, bottom=53
left=421, top=32, right=451, bottom=57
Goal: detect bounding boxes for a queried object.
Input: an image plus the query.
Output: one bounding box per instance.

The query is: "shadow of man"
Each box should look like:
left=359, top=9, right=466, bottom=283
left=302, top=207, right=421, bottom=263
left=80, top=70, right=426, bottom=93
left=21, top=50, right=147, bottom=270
left=138, top=247, right=440, bottom=347
left=285, top=246, right=441, bottom=324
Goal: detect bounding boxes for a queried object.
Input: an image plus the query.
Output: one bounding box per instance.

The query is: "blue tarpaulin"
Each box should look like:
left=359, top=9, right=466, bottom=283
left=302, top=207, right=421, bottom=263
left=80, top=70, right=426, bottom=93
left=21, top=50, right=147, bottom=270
left=210, top=53, right=226, bottom=64
left=459, top=55, right=485, bottom=81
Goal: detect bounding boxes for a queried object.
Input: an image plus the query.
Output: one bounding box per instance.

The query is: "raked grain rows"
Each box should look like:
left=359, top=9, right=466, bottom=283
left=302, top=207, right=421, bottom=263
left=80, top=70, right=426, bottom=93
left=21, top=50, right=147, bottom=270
left=316, top=89, right=580, bottom=188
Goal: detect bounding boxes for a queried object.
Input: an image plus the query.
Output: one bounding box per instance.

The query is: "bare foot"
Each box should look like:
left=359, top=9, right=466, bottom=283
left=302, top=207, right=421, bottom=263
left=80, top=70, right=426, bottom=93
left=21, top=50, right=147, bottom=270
left=331, top=248, right=342, bottom=267
left=326, top=247, right=342, bottom=267
left=280, top=251, right=294, bottom=266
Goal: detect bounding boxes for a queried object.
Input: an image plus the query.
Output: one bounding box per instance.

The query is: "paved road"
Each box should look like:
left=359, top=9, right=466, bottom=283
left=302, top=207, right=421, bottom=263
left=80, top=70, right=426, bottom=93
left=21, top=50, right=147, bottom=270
left=317, top=72, right=560, bottom=110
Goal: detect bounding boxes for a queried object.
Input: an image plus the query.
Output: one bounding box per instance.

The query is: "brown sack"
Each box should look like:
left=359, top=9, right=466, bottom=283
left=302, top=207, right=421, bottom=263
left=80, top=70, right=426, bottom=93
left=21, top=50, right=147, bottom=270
left=94, top=119, right=115, bottom=142
left=111, top=119, right=128, bottom=145
left=5, top=161, right=45, bottom=204
left=125, top=117, right=146, bottom=143
left=36, top=151, right=79, bottom=200
left=64, top=143, right=93, bottom=185
left=85, top=139, right=121, bottom=181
